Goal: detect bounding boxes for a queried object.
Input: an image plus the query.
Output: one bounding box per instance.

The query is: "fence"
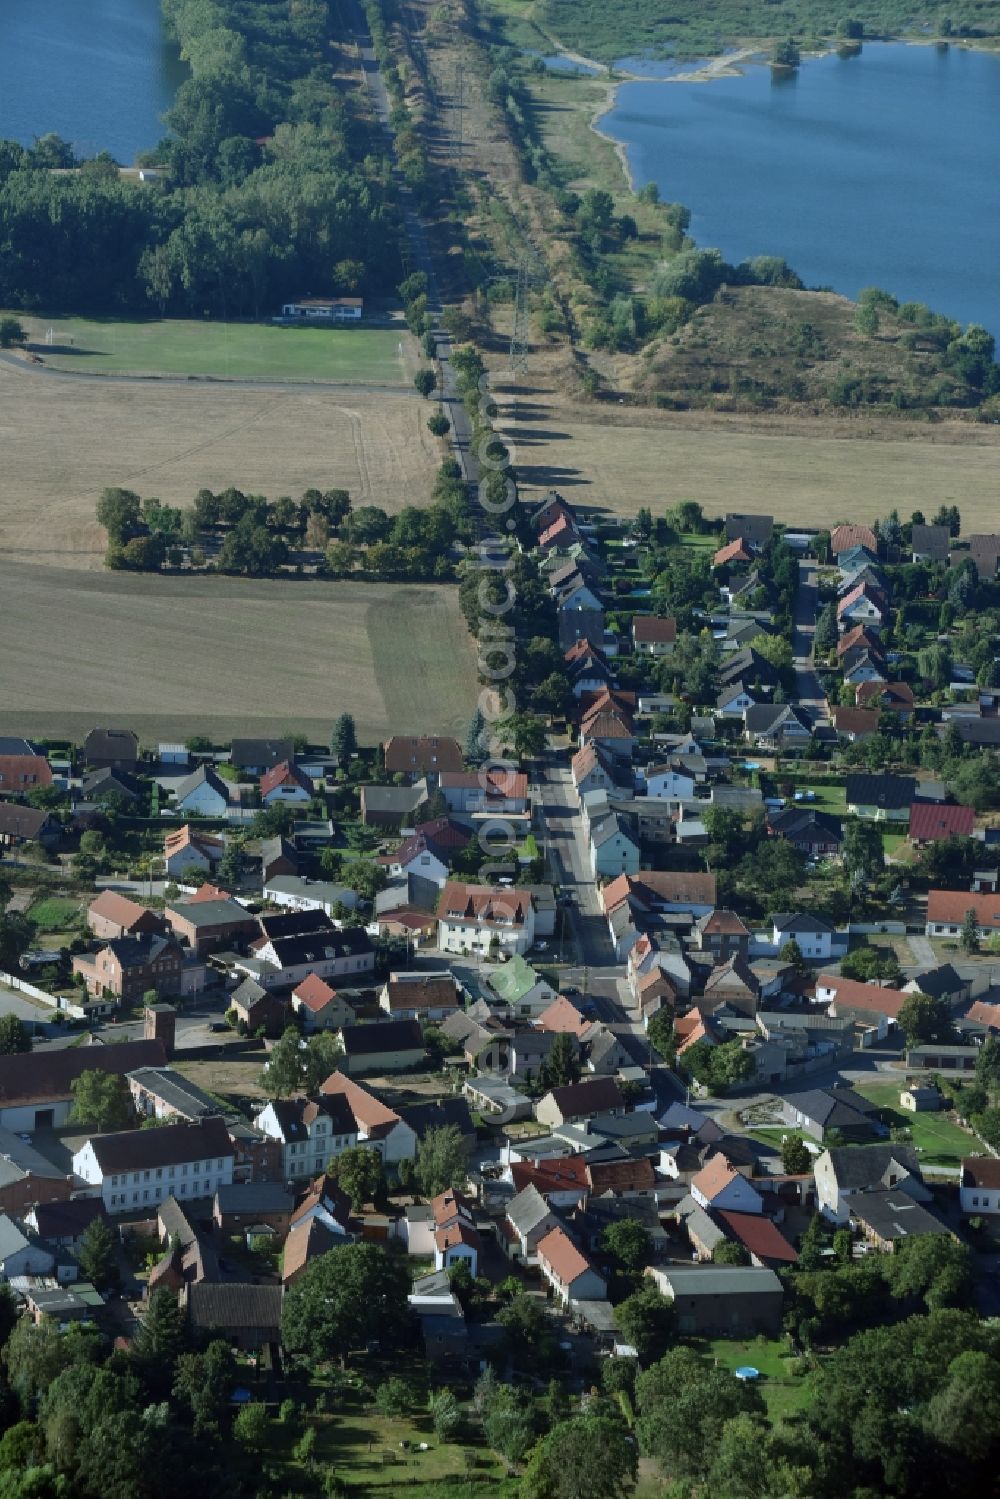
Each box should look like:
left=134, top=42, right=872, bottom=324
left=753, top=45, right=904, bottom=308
left=0, top=969, right=86, bottom=1020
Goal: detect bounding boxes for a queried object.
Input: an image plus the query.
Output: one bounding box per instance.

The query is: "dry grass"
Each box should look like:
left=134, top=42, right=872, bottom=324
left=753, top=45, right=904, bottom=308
left=0, top=563, right=478, bottom=744
left=173, top=1052, right=269, bottom=1105
left=488, top=369, right=1000, bottom=528
left=0, top=362, right=437, bottom=570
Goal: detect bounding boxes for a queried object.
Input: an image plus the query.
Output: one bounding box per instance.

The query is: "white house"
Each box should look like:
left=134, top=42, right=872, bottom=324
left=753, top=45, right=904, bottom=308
left=589, top=815, right=641, bottom=880
left=690, top=1155, right=763, bottom=1215
left=0, top=1215, right=55, bottom=1279
left=716, top=685, right=757, bottom=718
left=173, top=766, right=231, bottom=818
left=431, top=1188, right=480, bottom=1276
left=164, top=825, right=224, bottom=878
left=771, top=913, right=836, bottom=962
left=263, top=875, right=360, bottom=917
left=254, top=1095, right=360, bottom=1181
left=72, top=1117, right=235, bottom=1213
left=436, top=882, right=536, bottom=957
left=260, top=762, right=314, bottom=806
left=439, top=771, right=529, bottom=818
left=814, top=1143, right=929, bottom=1223
left=536, top=1226, right=607, bottom=1305
left=319, top=1071, right=417, bottom=1166
left=644, top=764, right=696, bottom=801
left=960, top=1157, right=1000, bottom=1215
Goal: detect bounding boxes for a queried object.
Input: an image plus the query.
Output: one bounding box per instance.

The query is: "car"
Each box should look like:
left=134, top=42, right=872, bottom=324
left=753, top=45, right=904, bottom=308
left=535, top=940, right=548, bottom=951
left=209, top=1021, right=228, bottom=1033
left=564, top=984, right=580, bottom=996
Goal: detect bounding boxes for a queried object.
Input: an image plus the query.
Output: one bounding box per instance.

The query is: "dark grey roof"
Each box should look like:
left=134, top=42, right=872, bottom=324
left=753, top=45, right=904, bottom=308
left=400, top=1096, right=475, bottom=1139
left=31, top=1198, right=107, bottom=1241
left=767, top=807, right=842, bottom=844
left=340, top=1018, right=423, bottom=1056
left=506, top=1183, right=553, bottom=1236
left=0, top=737, right=38, bottom=756
left=785, top=1085, right=877, bottom=1129
left=745, top=704, right=811, bottom=736
left=267, top=928, right=374, bottom=968
left=911, top=524, right=950, bottom=561
left=0, top=1039, right=165, bottom=1108
left=771, top=912, right=836, bottom=935
left=724, top=512, right=773, bottom=546
left=908, top=964, right=965, bottom=998
left=89, top=1117, right=233, bottom=1173
left=174, top=764, right=230, bottom=803
left=128, top=1067, right=221, bottom=1119
left=82, top=768, right=140, bottom=800
left=656, top=1264, right=782, bottom=1296
left=168, top=898, right=255, bottom=929
left=186, top=1281, right=283, bottom=1331
left=230, top=738, right=294, bottom=771
left=267, top=1095, right=356, bottom=1142
left=216, top=1183, right=294, bottom=1214
left=845, top=774, right=917, bottom=810
left=83, top=727, right=138, bottom=761
left=824, top=1142, right=922, bottom=1190
left=258, top=907, right=333, bottom=940
left=361, top=784, right=428, bottom=813
left=954, top=719, right=1000, bottom=746
left=848, top=1189, right=951, bottom=1241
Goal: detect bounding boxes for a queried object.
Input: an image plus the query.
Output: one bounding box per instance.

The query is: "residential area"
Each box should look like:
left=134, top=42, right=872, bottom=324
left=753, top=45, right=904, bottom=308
left=0, top=501, right=998, bottom=1497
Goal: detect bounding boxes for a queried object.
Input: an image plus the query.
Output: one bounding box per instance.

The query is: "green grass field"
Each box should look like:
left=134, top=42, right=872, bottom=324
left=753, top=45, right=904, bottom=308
left=699, top=1338, right=813, bottom=1421
left=27, top=896, right=83, bottom=933
left=16, top=315, right=416, bottom=385
left=854, top=1081, right=974, bottom=1170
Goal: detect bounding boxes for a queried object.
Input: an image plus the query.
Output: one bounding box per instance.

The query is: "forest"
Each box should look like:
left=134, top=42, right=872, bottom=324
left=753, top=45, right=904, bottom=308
left=0, top=0, right=400, bottom=315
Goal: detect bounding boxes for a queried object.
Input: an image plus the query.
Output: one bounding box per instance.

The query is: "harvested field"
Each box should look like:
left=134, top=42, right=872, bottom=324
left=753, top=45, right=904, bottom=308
left=0, top=361, right=437, bottom=570
left=490, top=375, right=1000, bottom=529
left=0, top=564, right=477, bottom=744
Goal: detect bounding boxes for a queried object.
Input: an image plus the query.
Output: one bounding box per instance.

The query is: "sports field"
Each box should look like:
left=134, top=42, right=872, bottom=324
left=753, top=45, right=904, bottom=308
left=15, top=315, right=417, bottom=384
left=0, top=360, right=437, bottom=568
left=0, top=563, right=477, bottom=744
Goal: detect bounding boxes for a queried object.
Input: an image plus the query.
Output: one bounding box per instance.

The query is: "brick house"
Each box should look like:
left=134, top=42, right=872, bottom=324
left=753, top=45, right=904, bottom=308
left=72, top=934, right=184, bottom=1004
left=88, top=891, right=165, bottom=941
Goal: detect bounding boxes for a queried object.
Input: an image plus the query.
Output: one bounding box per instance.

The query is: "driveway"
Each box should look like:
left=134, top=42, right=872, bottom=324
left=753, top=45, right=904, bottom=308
left=906, top=934, right=936, bottom=967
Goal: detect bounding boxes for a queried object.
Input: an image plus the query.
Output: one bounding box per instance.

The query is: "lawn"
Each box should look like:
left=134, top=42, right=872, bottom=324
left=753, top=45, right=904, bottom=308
left=16, top=315, right=417, bottom=385
left=697, top=1337, right=813, bottom=1421
left=853, top=1081, right=974, bottom=1171
left=27, top=895, right=83, bottom=933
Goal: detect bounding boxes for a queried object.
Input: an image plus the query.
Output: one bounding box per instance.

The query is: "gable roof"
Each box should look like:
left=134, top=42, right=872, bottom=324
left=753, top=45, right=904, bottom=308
left=784, top=1085, right=878, bottom=1129
left=506, top=1183, right=555, bottom=1236
left=724, top=512, right=773, bottom=546
left=632, top=615, right=677, bottom=644
left=319, top=1071, right=403, bottom=1136
left=910, top=523, right=950, bottom=560
left=856, top=680, right=915, bottom=710
left=383, top=974, right=460, bottom=1012
left=908, top=802, right=975, bottom=842
left=230, top=738, right=294, bottom=771
left=837, top=624, right=882, bottom=658
left=383, top=736, right=463, bottom=775
left=340, top=1019, right=423, bottom=1057
left=0, top=1039, right=165, bottom=1109
left=164, top=825, right=225, bottom=860
left=173, top=764, right=231, bottom=805
left=260, top=761, right=314, bottom=798
left=543, top=1076, right=624, bottom=1119
left=926, top=890, right=1000, bottom=930
left=537, top=1226, right=595, bottom=1286
left=537, top=996, right=591, bottom=1038
left=831, top=707, right=880, bottom=738
left=88, top=889, right=159, bottom=930
left=83, top=727, right=139, bottom=761
left=823, top=1142, right=921, bottom=1190
left=0, top=804, right=53, bottom=841
left=437, top=882, right=533, bottom=928
left=772, top=912, right=836, bottom=935
left=186, top=1281, right=283, bottom=1331
left=716, top=1209, right=798, bottom=1264
left=845, top=773, right=916, bottom=810
left=961, top=1156, right=1000, bottom=1190
left=831, top=523, right=878, bottom=555
left=819, top=974, right=907, bottom=1019
left=691, top=1154, right=745, bottom=1202
left=86, top=1116, right=233, bottom=1173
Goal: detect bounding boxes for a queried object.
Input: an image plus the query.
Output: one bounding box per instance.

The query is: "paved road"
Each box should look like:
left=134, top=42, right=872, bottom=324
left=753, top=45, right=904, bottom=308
left=792, top=559, right=827, bottom=722
left=534, top=753, right=617, bottom=972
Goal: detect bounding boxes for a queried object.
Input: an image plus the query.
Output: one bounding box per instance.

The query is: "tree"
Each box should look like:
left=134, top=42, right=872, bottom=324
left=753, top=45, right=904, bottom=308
left=712, top=1240, right=749, bottom=1265
left=0, top=318, right=26, bottom=349
left=281, top=1242, right=411, bottom=1368
left=855, top=302, right=880, bottom=337
left=69, top=1071, right=133, bottom=1130
left=781, top=1134, right=812, bottom=1174
left=415, top=1124, right=470, bottom=1198
left=330, top=712, right=357, bottom=762
left=173, top=1341, right=236, bottom=1438
left=414, top=368, right=437, bottom=398
left=497, top=711, right=546, bottom=758
left=813, top=602, right=838, bottom=656
left=464, top=707, right=489, bottom=766
left=636, top=1347, right=765, bottom=1481
left=483, top=1392, right=536, bottom=1463
left=540, top=1032, right=580, bottom=1090
left=233, top=1402, right=269, bottom=1451
left=842, top=818, right=885, bottom=886
left=770, top=36, right=801, bottom=67
left=0, top=1016, right=31, bottom=1055
left=601, top=1220, right=652, bottom=1274
left=133, top=1287, right=187, bottom=1393
left=430, top=1388, right=462, bottom=1442
left=96, top=488, right=142, bottom=546
left=260, top=1027, right=305, bottom=1099
left=328, top=1145, right=384, bottom=1210
left=77, top=1217, right=117, bottom=1290
left=898, top=990, right=954, bottom=1046
left=646, top=1010, right=676, bottom=1064
left=615, top=1283, right=675, bottom=1366
left=521, top=1416, right=638, bottom=1499
left=427, top=412, right=451, bottom=437
left=375, top=1377, right=412, bottom=1415
left=961, top=907, right=981, bottom=954
left=779, top=937, right=807, bottom=972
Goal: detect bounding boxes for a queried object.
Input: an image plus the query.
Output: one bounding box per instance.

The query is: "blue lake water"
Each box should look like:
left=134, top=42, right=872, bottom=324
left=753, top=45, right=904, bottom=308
left=600, top=43, right=1000, bottom=337
left=0, top=0, right=186, bottom=163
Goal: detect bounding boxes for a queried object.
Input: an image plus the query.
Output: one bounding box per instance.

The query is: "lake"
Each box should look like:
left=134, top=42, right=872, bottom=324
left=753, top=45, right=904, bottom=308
left=0, top=0, right=186, bottom=163
left=600, top=43, right=1000, bottom=337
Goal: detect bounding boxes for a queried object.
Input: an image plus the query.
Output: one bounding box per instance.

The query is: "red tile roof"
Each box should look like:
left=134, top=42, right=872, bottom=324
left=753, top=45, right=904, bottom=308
left=260, top=761, right=314, bottom=798
left=319, top=1071, right=401, bottom=1135
left=537, top=996, right=591, bottom=1038
left=926, top=890, right=1000, bottom=930
left=437, top=882, right=533, bottom=927
left=831, top=523, right=877, bottom=554
left=819, top=974, right=907, bottom=1019
left=837, top=624, right=881, bottom=658
left=962, top=1156, right=1000, bottom=1189
left=510, top=1156, right=589, bottom=1195
left=691, top=1154, right=742, bottom=1202
left=537, top=1226, right=593, bottom=1286
left=831, top=707, right=880, bottom=737
left=716, top=1210, right=798, bottom=1264
left=632, top=615, right=677, bottom=644
left=713, top=538, right=753, bottom=567
left=908, top=803, right=975, bottom=842
left=439, top=770, right=528, bottom=799
left=88, top=890, right=156, bottom=929
left=856, top=680, right=914, bottom=710
left=0, top=755, right=53, bottom=791
left=293, top=973, right=339, bottom=1013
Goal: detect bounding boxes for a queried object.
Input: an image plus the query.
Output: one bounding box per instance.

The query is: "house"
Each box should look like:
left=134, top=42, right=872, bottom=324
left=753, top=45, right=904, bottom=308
left=383, top=736, right=463, bottom=780
left=535, top=1077, right=624, bottom=1128
left=814, top=1142, right=927, bottom=1223
left=744, top=704, right=813, bottom=750
left=837, top=582, right=888, bottom=629
left=537, top=995, right=591, bottom=1039
left=486, top=955, right=557, bottom=1017
left=281, top=296, right=363, bottom=320
left=87, top=891, right=164, bottom=941
left=83, top=727, right=140, bottom=771
left=716, top=682, right=758, bottom=718
left=644, top=759, right=699, bottom=800
left=855, top=681, right=915, bottom=718
left=911, top=523, right=950, bottom=563
left=780, top=1085, right=885, bottom=1143
left=384, top=832, right=450, bottom=887
left=714, top=537, right=755, bottom=568
left=0, top=752, right=52, bottom=794
left=164, top=825, right=225, bottom=877
left=767, top=807, right=842, bottom=859
left=182, top=1282, right=283, bottom=1351
left=291, top=974, right=354, bottom=1032
left=951, top=719, right=1000, bottom=748
left=831, top=523, right=878, bottom=556
left=229, top=976, right=286, bottom=1034
left=964, top=533, right=1000, bottom=580
left=845, top=774, right=917, bottom=821
left=959, top=1156, right=1000, bottom=1215
left=836, top=623, right=882, bottom=661
left=260, top=761, right=314, bottom=806
left=254, top=1094, right=360, bottom=1180
left=400, top=1096, right=475, bottom=1148
left=72, top=933, right=185, bottom=1004
left=244, top=911, right=376, bottom=988
left=263, top=875, right=360, bottom=919
left=432, top=1189, right=481, bottom=1274
left=0, top=1039, right=164, bottom=1132
left=230, top=738, right=295, bottom=775
left=701, top=957, right=761, bottom=1017
left=338, top=1019, right=426, bottom=1076
left=172, top=765, right=231, bottom=818
left=25, top=1197, right=107, bottom=1250
left=73, top=1116, right=235, bottom=1213
left=816, top=974, right=907, bottom=1032
left=379, top=972, right=461, bottom=1021
left=286, top=1171, right=353, bottom=1247
left=359, top=782, right=429, bottom=828
left=571, top=744, right=625, bottom=800
left=319, top=1072, right=417, bottom=1164
left=589, top=814, right=641, bottom=879
left=261, top=836, right=300, bottom=884
left=0, top=1127, right=72, bottom=1216
left=646, top=1264, right=784, bottom=1337
left=724, top=512, right=773, bottom=547
left=831, top=707, right=880, bottom=742
left=903, top=964, right=970, bottom=1009
left=0, top=1215, right=55, bottom=1279
left=926, top=890, right=1000, bottom=941
left=214, top=1183, right=294, bottom=1238
left=128, top=1066, right=226, bottom=1123
left=537, top=1226, right=606, bottom=1305
left=694, top=910, right=750, bottom=962
left=771, top=912, right=836, bottom=961
left=565, top=640, right=615, bottom=699
left=436, top=882, right=536, bottom=957
left=439, top=770, right=529, bottom=817
left=908, top=802, right=975, bottom=844
left=632, top=615, right=677, bottom=657
left=715, top=1211, right=798, bottom=1269
left=690, top=1155, right=764, bottom=1214
left=842, top=650, right=887, bottom=687
left=165, top=897, right=259, bottom=957
left=0, top=803, right=60, bottom=850
left=849, top=1190, right=952, bottom=1251
left=503, top=1183, right=560, bottom=1263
